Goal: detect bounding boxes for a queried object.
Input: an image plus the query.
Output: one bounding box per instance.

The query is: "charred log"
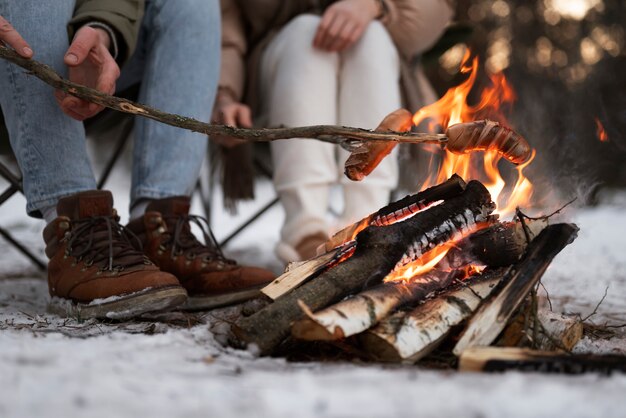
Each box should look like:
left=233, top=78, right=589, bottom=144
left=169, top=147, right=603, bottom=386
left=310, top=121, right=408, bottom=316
left=324, top=174, right=467, bottom=253
left=294, top=218, right=550, bottom=345
left=459, top=347, right=626, bottom=375
left=233, top=181, right=496, bottom=355
left=453, top=223, right=579, bottom=356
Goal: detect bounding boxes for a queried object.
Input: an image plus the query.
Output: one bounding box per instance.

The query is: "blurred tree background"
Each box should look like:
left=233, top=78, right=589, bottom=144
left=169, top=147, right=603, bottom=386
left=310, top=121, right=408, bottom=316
left=425, top=0, right=625, bottom=203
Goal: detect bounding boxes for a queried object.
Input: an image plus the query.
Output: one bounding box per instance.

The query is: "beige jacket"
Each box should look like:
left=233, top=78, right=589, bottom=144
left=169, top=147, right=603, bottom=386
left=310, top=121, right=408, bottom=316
left=220, top=0, right=454, bottom=113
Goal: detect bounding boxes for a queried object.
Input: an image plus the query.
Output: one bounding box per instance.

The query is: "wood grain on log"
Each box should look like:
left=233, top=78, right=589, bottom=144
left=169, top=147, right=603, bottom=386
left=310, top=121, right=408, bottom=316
left=293, top=218, right=550, bottom=343
left=360, top=269, right=507, bottom=363
left=261, top=246, right=350, bottom=301
left=453, top=223, right=579, bottom=356
left=233, top=181, right=496, bottom=355
left=459, top=347, right=626, bottom=374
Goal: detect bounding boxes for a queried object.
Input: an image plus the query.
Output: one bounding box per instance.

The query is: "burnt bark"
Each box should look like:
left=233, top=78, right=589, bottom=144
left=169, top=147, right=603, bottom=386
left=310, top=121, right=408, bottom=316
left=233, top=181, right=496, bottom=355
left=324, top=174, right=468, bottom=252
left=459, top=347, right=626, bottom=375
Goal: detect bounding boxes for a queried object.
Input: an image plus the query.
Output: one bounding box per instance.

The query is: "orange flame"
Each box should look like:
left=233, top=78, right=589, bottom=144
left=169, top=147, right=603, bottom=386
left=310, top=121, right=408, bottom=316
left=413, top=50, right=534, bottom=219
left=384, top=243, right=454, bottom=283
left=383, top=50, right=535, bottom=282
left=595, top=118, right=609, bottom=142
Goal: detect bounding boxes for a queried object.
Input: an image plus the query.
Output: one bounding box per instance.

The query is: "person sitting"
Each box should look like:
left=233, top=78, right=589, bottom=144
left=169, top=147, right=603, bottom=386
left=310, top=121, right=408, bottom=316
left=213, top=0, right=453, bottom=263
left=0, top=0, right=274, bottom=319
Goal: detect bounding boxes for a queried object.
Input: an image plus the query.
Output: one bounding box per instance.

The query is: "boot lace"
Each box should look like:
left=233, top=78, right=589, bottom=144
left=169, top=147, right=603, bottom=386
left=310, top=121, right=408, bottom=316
left=64, top=215, right=149, bottom=271
left=162, top=214, right=235, bottom=264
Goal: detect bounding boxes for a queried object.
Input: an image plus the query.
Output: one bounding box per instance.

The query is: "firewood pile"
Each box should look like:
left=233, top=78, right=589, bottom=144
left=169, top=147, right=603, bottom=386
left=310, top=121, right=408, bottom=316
left=228, top=175, right=587, bottom=370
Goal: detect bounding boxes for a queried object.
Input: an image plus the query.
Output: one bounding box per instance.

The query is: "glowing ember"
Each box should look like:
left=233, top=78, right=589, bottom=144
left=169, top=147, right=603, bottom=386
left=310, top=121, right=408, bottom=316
left=412, top=50, right=534, bottom=219
left=346, top=200, right=444, bottom=243
left=595, top=117, right=609, bottom=142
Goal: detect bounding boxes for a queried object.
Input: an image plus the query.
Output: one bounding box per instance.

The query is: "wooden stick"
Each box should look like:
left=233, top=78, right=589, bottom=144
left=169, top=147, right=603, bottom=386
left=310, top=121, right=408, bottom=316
left=452, top=223, right=579, bottom=356
left=0, top=46, right=446, bottom=146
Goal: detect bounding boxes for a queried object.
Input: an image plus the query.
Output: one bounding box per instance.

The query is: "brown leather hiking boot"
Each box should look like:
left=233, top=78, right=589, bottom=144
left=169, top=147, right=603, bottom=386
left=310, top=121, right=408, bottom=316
left=44, top=191, right=187, bottom=320
left=126, top=196, right=275, bottom=310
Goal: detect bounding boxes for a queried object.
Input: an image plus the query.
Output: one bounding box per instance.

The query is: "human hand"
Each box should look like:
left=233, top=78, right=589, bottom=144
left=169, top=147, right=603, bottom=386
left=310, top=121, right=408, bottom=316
left=55, top=25, right=120, bottom=121
left=0, top=14, right=33, bottom=58
left=313, top=0, right=380, bottom=52
left=211, top=91, right=251, bottom=148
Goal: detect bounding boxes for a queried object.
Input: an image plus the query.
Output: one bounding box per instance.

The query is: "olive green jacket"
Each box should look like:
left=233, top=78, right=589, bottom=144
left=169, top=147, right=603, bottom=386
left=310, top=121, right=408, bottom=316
left=69, top=0, right=145, bottom=64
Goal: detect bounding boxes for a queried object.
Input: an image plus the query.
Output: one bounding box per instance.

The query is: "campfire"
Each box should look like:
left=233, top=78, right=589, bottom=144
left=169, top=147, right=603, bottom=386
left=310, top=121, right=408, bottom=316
left=229, top=51, right=586, bottom=370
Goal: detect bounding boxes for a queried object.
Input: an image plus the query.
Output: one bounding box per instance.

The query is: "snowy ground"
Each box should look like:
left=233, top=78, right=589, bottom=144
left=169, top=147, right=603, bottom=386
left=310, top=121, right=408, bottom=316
left=1, top=152, right=625, bottom=418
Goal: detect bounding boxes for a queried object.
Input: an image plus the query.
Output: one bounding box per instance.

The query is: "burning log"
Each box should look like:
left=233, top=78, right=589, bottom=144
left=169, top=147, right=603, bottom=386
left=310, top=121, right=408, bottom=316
left=459, top=347, right=626, bottom=375
left=453, top=223, right=579, bottom=356
left=292, top=269, right=464, bottom=341
left=322, top=174, right=467, bottom=254
left=233, top=181, right=496, bottom=355
left=290, top=219, right=548, bottom=341
left=360, top=269, right=507, bottom=363
left=262, top=175, right=468, bottom=302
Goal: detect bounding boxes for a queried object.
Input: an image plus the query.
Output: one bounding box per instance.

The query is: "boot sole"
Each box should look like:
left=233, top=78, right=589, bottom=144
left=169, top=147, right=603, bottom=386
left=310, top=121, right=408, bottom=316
left=48, top=286, right=188, bottom=320
left=182, top=287, right=264, bottom=311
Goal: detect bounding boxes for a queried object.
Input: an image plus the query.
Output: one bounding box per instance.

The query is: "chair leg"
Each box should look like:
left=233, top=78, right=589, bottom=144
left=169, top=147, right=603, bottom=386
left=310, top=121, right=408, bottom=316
left=0, top=226, right=47, bottom=271
left=219, top=196, right=280, bottom=248
left=97, top=118, right=133, bottom=190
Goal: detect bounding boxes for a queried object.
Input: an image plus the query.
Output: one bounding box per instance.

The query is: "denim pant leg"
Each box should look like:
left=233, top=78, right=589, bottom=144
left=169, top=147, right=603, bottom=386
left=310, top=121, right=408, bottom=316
left=0, top=0, right=96, bottom=218
left=122, top=0, right=220, bottom=207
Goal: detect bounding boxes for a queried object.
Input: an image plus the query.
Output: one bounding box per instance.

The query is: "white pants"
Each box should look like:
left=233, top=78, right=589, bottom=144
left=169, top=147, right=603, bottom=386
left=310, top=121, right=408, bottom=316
left=260, top=14, right=401, bottom=259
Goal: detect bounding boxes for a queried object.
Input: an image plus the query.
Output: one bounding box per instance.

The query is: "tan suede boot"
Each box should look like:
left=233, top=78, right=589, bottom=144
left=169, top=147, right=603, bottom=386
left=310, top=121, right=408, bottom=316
left=126, top=196, right=275, bottom=310
left=44, top=191, right=187, bottom=320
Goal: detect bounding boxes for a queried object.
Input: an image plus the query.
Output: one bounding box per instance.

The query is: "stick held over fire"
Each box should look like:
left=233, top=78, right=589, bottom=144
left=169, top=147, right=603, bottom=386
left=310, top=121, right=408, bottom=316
left=0, top=46, right=530, bottom=180
left=344, top=113, right=532, bottom=181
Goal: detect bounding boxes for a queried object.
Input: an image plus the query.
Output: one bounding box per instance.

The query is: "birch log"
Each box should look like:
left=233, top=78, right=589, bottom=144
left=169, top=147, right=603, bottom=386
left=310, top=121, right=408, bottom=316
left=292, top=269, right=464, bottom=341
left=360, top=269, right=507, bottom=363
left=453, top=223, right=579, bottom=356
left=233, top=181, right=496, bottom=355
left=499, top=309, right=583, bottom=351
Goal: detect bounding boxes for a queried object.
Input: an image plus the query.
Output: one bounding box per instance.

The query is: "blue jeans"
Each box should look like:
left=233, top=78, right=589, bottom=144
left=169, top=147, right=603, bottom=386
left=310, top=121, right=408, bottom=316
left=0, top=0, right=220, bottom=217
